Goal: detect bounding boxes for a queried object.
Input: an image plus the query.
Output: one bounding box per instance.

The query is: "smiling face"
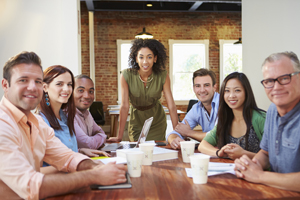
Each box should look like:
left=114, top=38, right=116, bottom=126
left=193, top=75, right=216, bottom=105
left=74, top=78, right=95, bottom=112
left=262, top=56, right=300, bottom=115
left=224, top=78, right=245, bottom=111
left=2, top=63, right=43, bottom=115
left=43, top=72, right=73, bottom=108
left=136, top=47, right=157, bottom=74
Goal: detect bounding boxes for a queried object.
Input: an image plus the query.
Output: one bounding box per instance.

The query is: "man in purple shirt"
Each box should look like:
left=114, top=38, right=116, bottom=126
left=74, top=75, right=107, bottom=150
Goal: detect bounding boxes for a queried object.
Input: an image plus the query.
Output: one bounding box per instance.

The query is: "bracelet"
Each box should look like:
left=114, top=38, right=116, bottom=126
left=216, top=149, right=220, bottom=157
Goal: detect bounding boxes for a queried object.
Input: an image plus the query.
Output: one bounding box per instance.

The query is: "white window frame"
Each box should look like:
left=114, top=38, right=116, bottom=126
left=116, top=39, right=132, bottom=104
left=168, top=39, right=209, bottom=105
left=219, top=39, right=242, bottom=86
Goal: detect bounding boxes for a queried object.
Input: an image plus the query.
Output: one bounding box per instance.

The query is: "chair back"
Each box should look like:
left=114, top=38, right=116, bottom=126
left=186, top=99, right=198, bottom=113
left=89, top=101, right=105, bottom=125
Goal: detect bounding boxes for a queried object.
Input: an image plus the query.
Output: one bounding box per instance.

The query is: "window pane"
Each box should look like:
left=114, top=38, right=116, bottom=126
left=173, top=72, right=194, bottom=100
left=223, top=44, right=242, bottom=79
left=172, top=44, right=205, bottom=100
left=121, top=44, right=132, bottom=71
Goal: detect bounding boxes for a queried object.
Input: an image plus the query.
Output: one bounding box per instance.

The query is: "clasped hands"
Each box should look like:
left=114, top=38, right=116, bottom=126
left=234, top=154, right=264, bottom=184
left=218, top=143, right=245, bottom=160
left=219, top=144, right=264, bottom=183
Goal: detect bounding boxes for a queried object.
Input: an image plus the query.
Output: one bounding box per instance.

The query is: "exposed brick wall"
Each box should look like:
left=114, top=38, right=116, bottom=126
left=80, top=2, right=241, bottom=125
left=80, top=5, right=90, bottom=78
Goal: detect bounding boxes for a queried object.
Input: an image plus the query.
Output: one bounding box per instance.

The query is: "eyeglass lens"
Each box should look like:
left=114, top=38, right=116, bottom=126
left=262, top=74, right=291, bottom=88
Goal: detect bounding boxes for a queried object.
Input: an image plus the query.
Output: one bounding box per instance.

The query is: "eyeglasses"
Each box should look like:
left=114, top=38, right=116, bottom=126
left=261, top=71, right=300, bottom=88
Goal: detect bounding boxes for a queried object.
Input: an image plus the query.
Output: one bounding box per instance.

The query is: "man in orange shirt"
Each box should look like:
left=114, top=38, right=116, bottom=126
left=0, top=52, right=126, bottom=200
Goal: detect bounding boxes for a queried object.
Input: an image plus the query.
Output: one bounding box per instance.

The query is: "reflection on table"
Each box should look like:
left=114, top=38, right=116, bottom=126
left=46, top=145, right=300, bottom=200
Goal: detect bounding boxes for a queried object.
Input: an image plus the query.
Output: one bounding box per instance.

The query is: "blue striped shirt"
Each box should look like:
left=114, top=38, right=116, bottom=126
left=166, top=92, right=219, bottom=140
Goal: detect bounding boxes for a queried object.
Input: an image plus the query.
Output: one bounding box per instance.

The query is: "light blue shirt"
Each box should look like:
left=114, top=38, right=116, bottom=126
left=166, top=92, right=220, bottom=140
left=260, top=101, right=300, bottom=173
left=40, top=109, right=78, bottom=153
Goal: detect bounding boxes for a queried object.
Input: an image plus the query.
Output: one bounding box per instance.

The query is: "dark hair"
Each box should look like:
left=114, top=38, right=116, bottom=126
left=37, top=65, right=76, bottom=136
left=193, top=68, right=217, bottom=86
left=3, top=51, right=42, bottom=85
left=75, top=74, right=93, bottom=82
left=128, top=39, right=167, bottom=74
left=216, top=72, right=265, bottom=149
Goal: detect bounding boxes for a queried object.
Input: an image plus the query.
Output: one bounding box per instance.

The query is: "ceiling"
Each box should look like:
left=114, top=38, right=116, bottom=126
left=82, top=0, right=241, bottom=12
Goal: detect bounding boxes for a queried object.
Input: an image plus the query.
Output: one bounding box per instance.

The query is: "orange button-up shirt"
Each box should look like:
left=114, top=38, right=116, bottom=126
left=0, top=96, right=89, bottom=200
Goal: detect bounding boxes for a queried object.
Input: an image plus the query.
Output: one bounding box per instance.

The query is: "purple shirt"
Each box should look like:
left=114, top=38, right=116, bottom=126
left=74, top=108, right=107, bottom=149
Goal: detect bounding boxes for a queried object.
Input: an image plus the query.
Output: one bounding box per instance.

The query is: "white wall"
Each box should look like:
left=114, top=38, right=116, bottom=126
left=243, top=0, right=300, bottom=111
left=0, top=0, right=81, bottom=97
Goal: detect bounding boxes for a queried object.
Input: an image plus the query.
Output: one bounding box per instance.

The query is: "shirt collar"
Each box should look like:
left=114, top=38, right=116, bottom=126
left=1, top=96, right=39, bottom=127
left=212, top=92, right=219, bottom=102
left=199, top=92, right=219, bottom=108
left=280, top=100, right=300, bottom=122
left=76, top=107, right=89, bottom=118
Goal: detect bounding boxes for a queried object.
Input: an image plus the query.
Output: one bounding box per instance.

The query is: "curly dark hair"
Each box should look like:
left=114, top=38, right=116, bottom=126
left=128, top=39, right=167, bottom=74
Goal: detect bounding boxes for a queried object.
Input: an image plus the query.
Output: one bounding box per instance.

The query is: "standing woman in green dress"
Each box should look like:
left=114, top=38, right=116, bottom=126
left=108, top=39, right=178, bottom=142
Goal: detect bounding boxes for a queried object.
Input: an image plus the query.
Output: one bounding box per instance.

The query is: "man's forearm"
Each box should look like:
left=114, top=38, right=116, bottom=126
left=254, top=149, right=270, bottom=170
left=186, top=130, right=206, bottom=142
left=40, top=159, right=99, bottom=199
left=39, top=168, right=95, bottom=199
left=77, top=159, right=98, bottom=171
left=260, top=171, right=300, bottom=192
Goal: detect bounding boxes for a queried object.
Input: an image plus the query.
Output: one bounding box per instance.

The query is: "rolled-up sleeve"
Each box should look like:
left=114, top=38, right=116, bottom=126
left=41, top=122, right=89, bottom=172
left=0, top=123, right=44, bottom=200
left=166, top=104, right=200, bottom=140
left=0, top=97, right=90, bottom=200
left=202, top=125, right=218, bottom=146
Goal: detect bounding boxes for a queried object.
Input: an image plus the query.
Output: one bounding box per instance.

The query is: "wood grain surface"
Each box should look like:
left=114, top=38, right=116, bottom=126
left=46, top=145, right=300, bottom=200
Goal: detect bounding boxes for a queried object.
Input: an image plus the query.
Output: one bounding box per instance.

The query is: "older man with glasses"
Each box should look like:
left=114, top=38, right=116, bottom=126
left=234, top=51, right=300, bottom=192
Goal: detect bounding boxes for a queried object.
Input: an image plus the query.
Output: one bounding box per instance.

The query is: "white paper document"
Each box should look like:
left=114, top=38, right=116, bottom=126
left=100, top=157, right=127, bottom=165
left=119, top=140, right=155, bottom=145
left=208, top=162, right=235, bottom=171
left=194, top=152, right=218, bottom=159
left=185, top=162, right=236, bottom=178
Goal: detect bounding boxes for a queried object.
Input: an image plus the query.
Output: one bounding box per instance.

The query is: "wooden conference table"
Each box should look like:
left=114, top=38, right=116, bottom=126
left=108, top=105, right=185, bottom=138
left=46, top=144, right=300, bottom=200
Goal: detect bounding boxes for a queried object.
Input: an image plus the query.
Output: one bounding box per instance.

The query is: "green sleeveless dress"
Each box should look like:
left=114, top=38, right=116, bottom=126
left=122, top=69, right=167, bottom=141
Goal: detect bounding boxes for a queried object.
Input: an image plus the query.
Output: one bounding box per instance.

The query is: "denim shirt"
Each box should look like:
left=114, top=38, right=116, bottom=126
left=40, top=109, right=78, bottom=153
left=260, top=101, right=300, bottom=173
left=166, top=92, right=220, bottom=140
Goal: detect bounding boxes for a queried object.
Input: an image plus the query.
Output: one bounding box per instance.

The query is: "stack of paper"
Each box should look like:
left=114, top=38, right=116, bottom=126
left=185, top=162, right=236, bottom=178
left=116, top=147, right=178, bottom=162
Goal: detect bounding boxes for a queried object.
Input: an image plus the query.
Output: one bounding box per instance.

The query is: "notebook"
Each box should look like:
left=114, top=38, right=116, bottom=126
left=90, top=172, right=132, bottom=190
left=101, top=116, right=153, bottom=151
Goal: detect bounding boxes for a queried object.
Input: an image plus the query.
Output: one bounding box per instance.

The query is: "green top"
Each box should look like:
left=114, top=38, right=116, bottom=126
left=203, top=109, right=266, bottom=146
left=122, top=69, right=167, bottom=141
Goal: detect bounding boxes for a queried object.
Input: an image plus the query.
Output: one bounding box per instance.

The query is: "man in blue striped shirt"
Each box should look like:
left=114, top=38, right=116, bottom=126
left=166, top=69, right=220, bottom=149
